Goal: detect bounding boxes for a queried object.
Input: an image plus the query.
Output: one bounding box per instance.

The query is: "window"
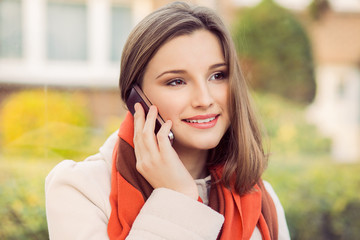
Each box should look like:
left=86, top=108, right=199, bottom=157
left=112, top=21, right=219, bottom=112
left=0, top=0, right=22, bottom=58
left=111, top=6, right=132, bottom=62
left=47, top=1, right=87, bottom=60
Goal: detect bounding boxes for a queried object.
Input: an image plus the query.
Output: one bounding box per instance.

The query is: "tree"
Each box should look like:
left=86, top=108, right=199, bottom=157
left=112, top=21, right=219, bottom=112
left=233, top=0, right=316, bottom=103
left=308, top=0, right=330, bottom=20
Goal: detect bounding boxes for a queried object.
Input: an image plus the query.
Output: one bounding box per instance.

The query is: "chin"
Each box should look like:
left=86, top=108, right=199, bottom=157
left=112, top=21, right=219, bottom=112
left=175, top=136, right=222, bottom=150
left=194, top=140, right=220, bottom=150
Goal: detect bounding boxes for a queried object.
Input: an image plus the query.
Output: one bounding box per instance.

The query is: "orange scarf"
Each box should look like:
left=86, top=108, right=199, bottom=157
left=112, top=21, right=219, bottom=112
left=108, top=112, right=278, bottom=239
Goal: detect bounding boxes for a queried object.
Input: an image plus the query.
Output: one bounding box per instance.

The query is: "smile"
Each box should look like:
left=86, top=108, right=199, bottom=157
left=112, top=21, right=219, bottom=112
left=183, top=114, right=219, bottom=129
left=184, top=116, right=216, bottom=123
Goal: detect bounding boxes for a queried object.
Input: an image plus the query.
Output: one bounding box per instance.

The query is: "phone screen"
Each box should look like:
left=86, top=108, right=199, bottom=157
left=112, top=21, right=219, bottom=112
left=126, top=84, right=174, bottom=144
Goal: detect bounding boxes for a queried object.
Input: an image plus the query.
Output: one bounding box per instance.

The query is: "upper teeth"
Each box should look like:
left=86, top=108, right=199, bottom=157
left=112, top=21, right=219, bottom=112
left=185, top=117, right=216, bottom=123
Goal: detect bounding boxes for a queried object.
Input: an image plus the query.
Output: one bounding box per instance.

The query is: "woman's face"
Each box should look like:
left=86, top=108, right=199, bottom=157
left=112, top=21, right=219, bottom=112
left=142, top=29, right=230, bottom=151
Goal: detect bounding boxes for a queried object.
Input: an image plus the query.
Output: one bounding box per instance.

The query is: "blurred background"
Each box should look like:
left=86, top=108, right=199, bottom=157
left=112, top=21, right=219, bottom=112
left=0, top=0, right=359, bottom=239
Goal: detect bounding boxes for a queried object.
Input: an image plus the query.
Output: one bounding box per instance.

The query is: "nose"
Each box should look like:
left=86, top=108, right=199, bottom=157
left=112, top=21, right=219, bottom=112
left=191, top=83, right=214, bottom=108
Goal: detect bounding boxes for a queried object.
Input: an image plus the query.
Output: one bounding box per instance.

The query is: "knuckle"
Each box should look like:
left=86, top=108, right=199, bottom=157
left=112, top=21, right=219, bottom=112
left=157, top=129, right=170, bottom=143
left=142, top=129, right=153, bottom=139
left=133, top=132, right=140, bottom=143
left=134, top=110, right=140, bottom=119
left=136, top=160, right=152, bottom=173
left=156, top=132, right=166, bottom=142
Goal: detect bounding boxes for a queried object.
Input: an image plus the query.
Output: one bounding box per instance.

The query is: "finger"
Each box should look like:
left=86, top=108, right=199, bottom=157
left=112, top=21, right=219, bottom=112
left=133, top=104, right=147, bottom=172
left=134, top=103, right=145, bottom=134
left=157, top=120, right=174, bottom=154
left=142, top=105, right=161, bottom=154
left=143, top=105, right=158, bottom=137
left=133, top=104, right=164, bottom=177
left=133, top=103, right=146, bottom=155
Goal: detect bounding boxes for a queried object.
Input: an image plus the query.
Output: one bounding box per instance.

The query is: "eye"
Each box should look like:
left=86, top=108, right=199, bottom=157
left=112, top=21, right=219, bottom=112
left=210, top=71, right=227, bottom=81
left=167, top=79, right=186, bottom=86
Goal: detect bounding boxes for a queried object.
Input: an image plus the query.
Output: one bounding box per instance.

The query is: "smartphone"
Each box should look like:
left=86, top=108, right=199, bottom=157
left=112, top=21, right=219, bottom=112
left=126, top=84, right=174, bottom=144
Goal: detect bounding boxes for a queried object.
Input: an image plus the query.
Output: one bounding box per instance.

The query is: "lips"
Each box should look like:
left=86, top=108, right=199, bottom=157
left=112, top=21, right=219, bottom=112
left=182, top=114, right=219, bottom=129
left=184, top=116, right=216, bottom=123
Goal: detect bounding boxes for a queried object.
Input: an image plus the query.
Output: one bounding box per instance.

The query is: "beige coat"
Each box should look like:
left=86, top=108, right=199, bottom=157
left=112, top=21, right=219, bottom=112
left=45, top=132, right=290, bottom=240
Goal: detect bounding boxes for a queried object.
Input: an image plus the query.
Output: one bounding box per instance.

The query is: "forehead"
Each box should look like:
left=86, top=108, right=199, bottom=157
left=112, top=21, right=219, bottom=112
left=146, top=30, right=225, bottom=72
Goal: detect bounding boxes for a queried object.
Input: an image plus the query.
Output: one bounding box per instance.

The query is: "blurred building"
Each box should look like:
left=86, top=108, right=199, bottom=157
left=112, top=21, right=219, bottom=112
left=0, top=0, right=142, bottom=88
left=0, top=0, right=225, bottom=127
left=306, top=9, right=360, bottom=162
left=0, top=0, right=228, bottom=88
left=232, top=0, right=360, bottom=162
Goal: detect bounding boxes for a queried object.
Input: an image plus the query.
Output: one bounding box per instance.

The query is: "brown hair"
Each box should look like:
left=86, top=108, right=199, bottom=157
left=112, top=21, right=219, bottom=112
left=119, top=1, right=267, bottom=195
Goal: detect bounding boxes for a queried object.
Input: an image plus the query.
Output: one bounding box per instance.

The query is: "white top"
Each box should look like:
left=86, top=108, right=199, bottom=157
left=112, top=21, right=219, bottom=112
left=45, top=131, right=291, bottom=240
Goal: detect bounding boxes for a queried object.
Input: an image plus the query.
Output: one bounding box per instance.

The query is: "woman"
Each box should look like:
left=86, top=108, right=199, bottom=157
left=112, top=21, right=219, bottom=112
left=46, top=2, right=290, bottom=239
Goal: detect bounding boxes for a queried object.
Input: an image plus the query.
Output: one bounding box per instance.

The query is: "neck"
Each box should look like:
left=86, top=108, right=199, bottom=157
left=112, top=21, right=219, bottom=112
left=173, top=143, right=209, bottom=179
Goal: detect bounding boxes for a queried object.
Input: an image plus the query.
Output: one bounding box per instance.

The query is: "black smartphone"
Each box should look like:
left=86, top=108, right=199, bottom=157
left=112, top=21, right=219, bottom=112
left=126, top=84, right=174, bottom=144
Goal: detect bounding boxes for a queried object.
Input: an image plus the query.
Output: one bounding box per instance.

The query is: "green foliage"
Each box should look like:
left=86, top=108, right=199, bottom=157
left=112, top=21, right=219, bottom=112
left=0, top=89, right=121, bottom=239
left=255, top=92, right=359, bottom=239
left=233, top=0, right=316, bottom=103
left=0, top=89, right=93, bottom=159
left=308, top=0, right=330, bottom=20
left=253, top=91, right=331, bottom=156
left=0, top=159, right=51, bottom=240
left=265, top=161, right=360, bottom=240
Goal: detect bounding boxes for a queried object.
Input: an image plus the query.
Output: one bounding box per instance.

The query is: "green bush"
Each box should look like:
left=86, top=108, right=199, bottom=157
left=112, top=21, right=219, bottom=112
left=265, top=161, right=360, bottom=240
left=0, top=89, right=92, bottom=159
left=308, top=0, right=330, bottom=20
left=254, top=92, right=359, bottom=239
left=233, top=0, right=316, bottom=103
left=0, top=159, right=50, bottom=240
left=252, top=91, right=331, bottom=156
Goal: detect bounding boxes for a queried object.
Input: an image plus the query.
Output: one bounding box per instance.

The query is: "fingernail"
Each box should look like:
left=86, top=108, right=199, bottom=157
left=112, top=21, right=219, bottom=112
left=134, top=102, right=140, bottom=111
left=150, top=105, right=157, bottom=112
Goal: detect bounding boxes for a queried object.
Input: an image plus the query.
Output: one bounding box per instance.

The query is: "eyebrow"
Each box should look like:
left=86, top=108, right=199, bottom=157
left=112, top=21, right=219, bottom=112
left=155, top=62, right=227, bottom=79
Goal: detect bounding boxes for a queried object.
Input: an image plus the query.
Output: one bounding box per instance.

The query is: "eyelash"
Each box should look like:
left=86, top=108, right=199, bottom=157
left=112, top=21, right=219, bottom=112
left=210, top=71, right=227, bottom=81
left=165, top=71, right=228, bottom=86
left=166, top=79, right=185, bottom=86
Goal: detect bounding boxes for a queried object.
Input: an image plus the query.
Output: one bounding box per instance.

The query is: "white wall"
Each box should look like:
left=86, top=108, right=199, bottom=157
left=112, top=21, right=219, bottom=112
left=307, top=65, right=360, bottom=162
left=0, top=0, right=153, bottom=88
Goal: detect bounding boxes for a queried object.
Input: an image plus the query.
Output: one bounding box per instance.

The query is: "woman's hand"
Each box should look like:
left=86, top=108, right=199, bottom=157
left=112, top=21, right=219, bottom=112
left=133, top=103, right=199, bottom=200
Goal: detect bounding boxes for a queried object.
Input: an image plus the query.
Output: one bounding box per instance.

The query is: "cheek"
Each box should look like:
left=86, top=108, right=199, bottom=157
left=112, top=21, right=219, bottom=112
left=150, top=93, right=185, bottom=121
left=216, top=85, right=231, bottom=125
left=213, top=84, right=229, bottom=108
